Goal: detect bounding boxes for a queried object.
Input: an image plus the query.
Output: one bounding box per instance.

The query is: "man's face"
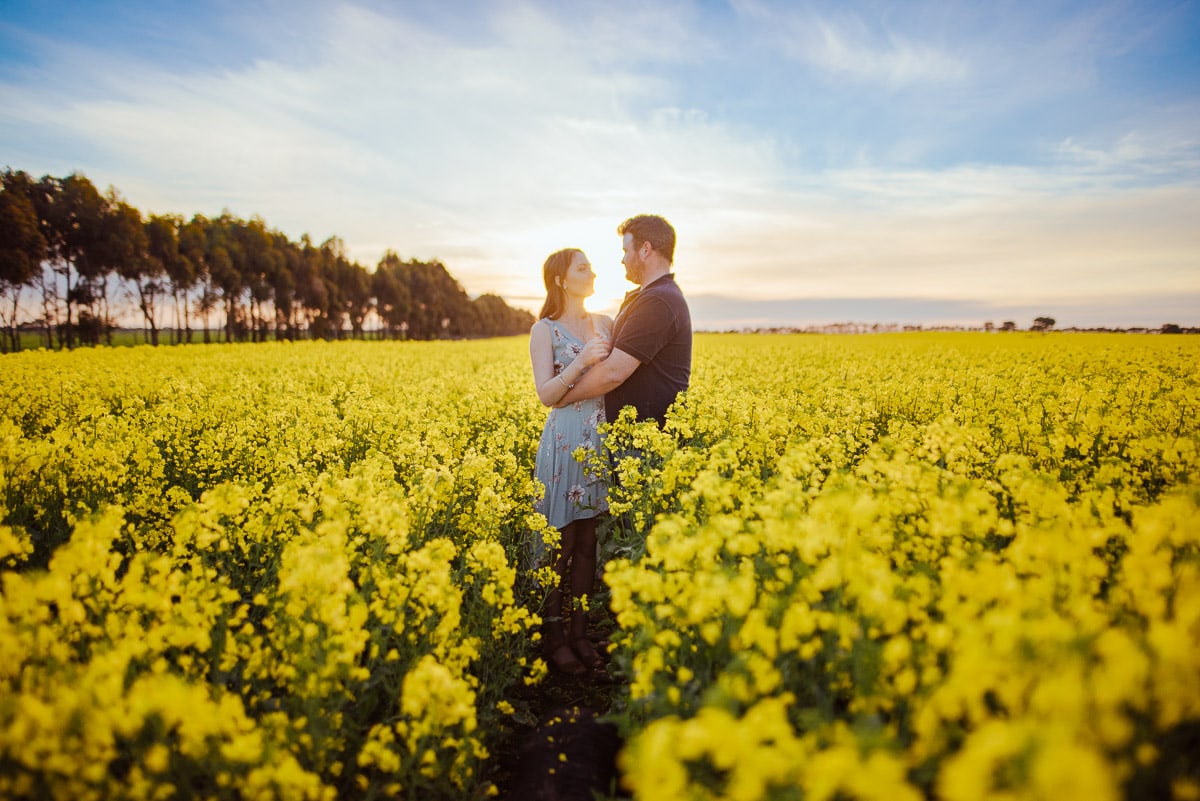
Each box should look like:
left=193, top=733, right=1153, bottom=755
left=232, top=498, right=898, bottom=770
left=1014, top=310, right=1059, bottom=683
left=621, top=233, right=646, bottom=285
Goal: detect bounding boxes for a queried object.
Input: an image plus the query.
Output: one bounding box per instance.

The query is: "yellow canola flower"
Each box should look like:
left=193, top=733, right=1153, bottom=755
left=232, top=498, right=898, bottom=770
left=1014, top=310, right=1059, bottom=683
left=602, top=333, right=1200, bottom=801
left=938, top=719, right=1120, bottom=801
left=0, top=522, right=33, bottom=568
left=400, top=655, right=479, bottom=744
left=4, top=333, right=1199, bottom=801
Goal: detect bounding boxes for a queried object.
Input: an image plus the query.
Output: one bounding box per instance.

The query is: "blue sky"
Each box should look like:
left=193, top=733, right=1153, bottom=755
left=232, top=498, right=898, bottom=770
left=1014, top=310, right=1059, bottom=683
left=2, top=0, right=1198, bottom=329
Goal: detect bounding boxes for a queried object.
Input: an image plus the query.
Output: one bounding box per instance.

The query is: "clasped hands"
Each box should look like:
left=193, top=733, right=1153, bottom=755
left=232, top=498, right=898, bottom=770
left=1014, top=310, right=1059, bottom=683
left=553, top=335, right=611, bottom=407
left=579, top=335, right=611, bottom=367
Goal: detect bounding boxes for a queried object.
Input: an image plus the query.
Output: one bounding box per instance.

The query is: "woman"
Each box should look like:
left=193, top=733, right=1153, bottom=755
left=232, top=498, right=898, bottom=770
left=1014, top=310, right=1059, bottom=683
left=529, top=248, right=612, bottom=676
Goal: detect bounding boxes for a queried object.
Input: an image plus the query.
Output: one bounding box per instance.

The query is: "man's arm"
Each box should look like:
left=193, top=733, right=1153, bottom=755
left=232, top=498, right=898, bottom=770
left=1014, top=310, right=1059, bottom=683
left=555, top=348, right=640, bottom=406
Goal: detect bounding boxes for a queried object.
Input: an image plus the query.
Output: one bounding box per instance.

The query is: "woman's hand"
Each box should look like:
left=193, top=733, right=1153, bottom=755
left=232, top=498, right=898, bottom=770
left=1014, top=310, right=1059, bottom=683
left=579, top=336, right=611, bottom=367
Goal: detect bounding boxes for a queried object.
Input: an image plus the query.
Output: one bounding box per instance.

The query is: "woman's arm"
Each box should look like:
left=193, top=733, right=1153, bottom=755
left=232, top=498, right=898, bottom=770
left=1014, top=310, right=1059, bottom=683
left=529, top=321, right=611, bottom=407
left=530, top=321, right=569, bottom=407
left=555, top=347, right=640, bottom=406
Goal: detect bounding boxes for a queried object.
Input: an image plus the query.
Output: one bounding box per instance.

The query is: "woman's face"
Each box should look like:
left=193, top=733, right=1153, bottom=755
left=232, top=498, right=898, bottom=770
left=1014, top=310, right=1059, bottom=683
left=561, top=251, right=596, bottom=299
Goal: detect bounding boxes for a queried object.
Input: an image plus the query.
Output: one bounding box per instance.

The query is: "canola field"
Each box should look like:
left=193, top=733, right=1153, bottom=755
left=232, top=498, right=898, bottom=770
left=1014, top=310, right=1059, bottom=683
left=1, top=333, right=1198, bottom=800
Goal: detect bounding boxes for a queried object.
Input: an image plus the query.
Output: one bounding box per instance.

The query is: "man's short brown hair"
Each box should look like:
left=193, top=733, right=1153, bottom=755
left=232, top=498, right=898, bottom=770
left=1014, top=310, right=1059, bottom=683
left=618, top=215, right=676, bottom=264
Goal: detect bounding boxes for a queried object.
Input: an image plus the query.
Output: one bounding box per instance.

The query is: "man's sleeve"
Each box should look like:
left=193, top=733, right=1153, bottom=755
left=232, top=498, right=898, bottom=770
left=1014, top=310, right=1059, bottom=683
left=612, top=296, right=673, bottom=363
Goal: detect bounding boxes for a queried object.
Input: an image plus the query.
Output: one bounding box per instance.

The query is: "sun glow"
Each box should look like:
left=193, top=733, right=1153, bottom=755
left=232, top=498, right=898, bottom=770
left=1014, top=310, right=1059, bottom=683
left=496, top=217, right=635, bottom=320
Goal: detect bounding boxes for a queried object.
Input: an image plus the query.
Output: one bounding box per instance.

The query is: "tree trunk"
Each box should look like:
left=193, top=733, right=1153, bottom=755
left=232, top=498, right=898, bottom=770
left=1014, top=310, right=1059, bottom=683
left=1, top=291, right=14, bottom=353
left=140, top=282, right=159, bottom=346
left=183, top=286, right=193, bottom=344
left=39, top=270, right=54, bottom=350
left=101, top=276, right=114, bottom=346
left=201, top=293, right=211, bottom=344
left=63, top=263, right=74, bottom=349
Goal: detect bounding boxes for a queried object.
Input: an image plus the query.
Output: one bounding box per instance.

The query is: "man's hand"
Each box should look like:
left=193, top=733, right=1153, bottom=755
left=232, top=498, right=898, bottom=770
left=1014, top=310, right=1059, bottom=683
left=555, top=348, right=640, bottom=406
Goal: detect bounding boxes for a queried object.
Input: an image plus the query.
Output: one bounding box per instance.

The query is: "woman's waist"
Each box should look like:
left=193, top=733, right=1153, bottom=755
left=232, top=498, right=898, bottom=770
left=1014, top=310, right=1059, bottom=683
left=547, top=396, right=605, bottom=416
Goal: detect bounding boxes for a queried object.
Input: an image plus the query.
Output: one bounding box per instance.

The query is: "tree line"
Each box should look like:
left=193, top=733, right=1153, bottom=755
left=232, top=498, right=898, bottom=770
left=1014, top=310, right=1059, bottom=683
left=0, top=169, right=535, bottom=352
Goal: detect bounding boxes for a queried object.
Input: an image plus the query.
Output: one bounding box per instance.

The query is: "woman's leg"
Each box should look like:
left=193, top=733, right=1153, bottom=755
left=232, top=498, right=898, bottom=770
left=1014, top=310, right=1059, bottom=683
left=544, top=521, right=585, bottom=675
left=568, top=516, right=603, bottom=668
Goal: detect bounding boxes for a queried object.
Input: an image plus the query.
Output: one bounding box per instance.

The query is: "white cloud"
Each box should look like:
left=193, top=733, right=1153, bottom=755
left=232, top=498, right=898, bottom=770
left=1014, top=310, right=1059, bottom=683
left=1, top=3, right=761, bottom=275
left=1056, top=110, right=1200, bottom=179
left=2, top=0, right=1196, bottom=329
left=804, top=17, right=968, bottom=85
left=684, top=168, right=1200, bottom=312
left=730, top=1, right=969, bottom=86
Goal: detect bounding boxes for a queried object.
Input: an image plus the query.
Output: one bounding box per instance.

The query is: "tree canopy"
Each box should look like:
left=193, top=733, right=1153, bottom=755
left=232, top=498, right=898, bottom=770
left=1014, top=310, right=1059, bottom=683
left=0, top=168, right=535, bottom=351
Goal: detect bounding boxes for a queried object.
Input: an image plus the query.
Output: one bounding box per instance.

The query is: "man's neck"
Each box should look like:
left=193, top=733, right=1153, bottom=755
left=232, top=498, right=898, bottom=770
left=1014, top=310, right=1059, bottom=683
left=639, top=265, right=671, bottom=287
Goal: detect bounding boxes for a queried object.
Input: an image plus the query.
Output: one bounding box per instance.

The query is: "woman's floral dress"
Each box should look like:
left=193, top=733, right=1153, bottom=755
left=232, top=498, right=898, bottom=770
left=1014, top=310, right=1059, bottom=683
left=532, top=315, right=610, bottom=558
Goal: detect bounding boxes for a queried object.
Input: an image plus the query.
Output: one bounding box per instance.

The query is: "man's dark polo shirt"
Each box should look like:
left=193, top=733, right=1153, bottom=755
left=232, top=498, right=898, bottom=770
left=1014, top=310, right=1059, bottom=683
left=605, top=273, right=692, bottom=424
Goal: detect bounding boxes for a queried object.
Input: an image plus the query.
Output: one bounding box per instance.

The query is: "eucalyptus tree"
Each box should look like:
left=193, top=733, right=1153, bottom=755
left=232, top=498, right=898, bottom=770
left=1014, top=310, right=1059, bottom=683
left=338, top=256, right=372, bottom=339
left=399, top=259, right=439, bottom=339
left=231, top=216, right=277, bottom=342
left=130, top=213, right=186, bottom=346
left=0, top=170, right=47, bottom=351
left=372, top=251, right=414, bottom=340
left=472, top=293, right=534, bottom=338
left=2, top=167, right=543, bottom=346
left=313, top=237, right=349, bottom=339
left=178, top=216, right=209, bottom=343
left=169, top=215, right=201, bottom=345
left=21, top=177, right=59, bottom=348
left=402, top=259, right=472, bottom=339
left=195, top=243, right=226, bottom=343
left=99, top=192, right=146, bottom=345
left=470, top=294, right=502, bottom=337
left=292, top=235, right=327, bottom=337
left=39, top=173, right=111, bottom=347
left=203, top=214, right=242, bottom=342
left=270, top=232, right=300, bottom=340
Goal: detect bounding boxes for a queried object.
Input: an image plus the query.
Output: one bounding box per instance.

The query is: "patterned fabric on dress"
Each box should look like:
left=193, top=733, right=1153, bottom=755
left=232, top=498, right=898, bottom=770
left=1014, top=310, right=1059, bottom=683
left=531, top=316, right=609, bottom=564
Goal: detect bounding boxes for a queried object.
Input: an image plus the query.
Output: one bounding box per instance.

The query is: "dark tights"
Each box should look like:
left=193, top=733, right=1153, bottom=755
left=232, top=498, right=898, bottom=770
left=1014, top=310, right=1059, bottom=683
left=544, top=516, right=600, bottom=664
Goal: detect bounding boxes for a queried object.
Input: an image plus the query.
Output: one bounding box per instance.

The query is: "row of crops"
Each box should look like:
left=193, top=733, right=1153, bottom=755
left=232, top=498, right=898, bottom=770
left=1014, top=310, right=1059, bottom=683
left=2, top=333, right=1198, bottom=799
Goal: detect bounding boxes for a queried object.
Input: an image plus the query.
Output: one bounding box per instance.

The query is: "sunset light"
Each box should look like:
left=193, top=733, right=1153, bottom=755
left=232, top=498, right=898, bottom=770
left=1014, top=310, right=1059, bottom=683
left=2, top=0, right=1197, bottom=329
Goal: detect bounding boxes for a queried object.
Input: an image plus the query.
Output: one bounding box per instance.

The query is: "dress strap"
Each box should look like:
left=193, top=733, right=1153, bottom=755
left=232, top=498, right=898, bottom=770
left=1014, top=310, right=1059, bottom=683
left=590, top=313, right=611, bottom=338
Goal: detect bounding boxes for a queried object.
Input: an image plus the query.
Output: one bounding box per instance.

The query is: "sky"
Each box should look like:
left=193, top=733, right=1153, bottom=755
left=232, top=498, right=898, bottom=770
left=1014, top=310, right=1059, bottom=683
left=2, top=0, right=1198, bottom=330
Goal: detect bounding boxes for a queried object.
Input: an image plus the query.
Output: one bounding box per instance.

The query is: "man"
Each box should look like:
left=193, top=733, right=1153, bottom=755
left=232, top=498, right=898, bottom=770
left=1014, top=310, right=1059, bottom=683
left=557, top=214, right=691, bottom=424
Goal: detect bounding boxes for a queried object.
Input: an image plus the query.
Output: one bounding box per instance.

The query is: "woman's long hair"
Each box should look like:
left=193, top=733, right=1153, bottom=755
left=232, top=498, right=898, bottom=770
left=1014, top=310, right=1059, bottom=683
left=539, top=248, right=581, bottom=320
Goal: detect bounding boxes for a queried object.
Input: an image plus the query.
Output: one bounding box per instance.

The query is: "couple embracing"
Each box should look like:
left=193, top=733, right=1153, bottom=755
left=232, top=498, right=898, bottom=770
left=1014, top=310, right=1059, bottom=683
left=528, top=214, right=692, bottom=677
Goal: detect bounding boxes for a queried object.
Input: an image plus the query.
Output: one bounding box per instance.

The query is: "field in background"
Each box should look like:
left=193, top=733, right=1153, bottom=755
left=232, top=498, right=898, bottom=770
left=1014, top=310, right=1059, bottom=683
left=2, top=333, right=1197, bottom=800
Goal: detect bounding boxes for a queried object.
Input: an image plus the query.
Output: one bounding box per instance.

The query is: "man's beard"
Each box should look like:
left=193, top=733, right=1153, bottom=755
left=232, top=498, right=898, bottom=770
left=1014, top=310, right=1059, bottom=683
left=625, top=255, right=645, bottom=284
